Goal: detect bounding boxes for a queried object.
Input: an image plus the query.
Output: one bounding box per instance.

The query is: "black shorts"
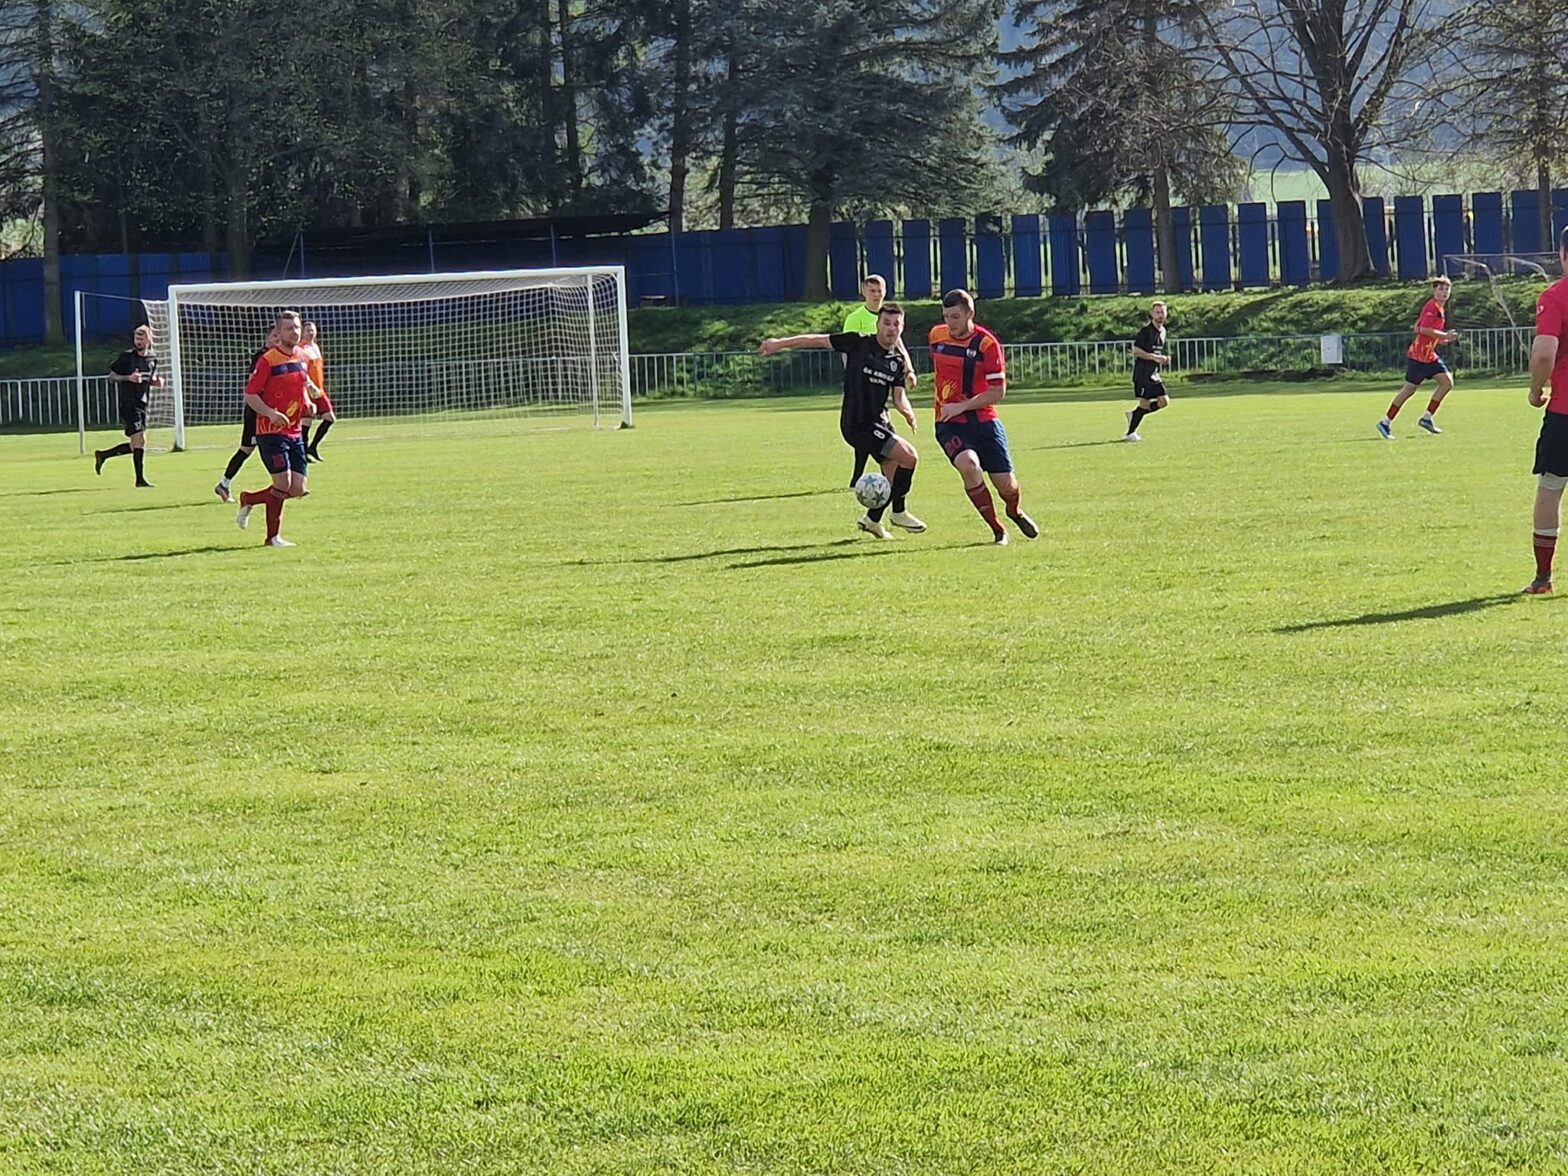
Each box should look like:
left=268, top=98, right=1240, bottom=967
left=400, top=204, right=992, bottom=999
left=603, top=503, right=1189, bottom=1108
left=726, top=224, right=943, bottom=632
left=1404, top=358, right=1450, bottom=386
left=842, top=420, right=898, bottom=462
left=120, top=409, right=147, bottom=437
left=240, top=407, right=259, bottom=448
left=936, top=418, right=1014, bottom=474
left=1134, top=378, right=1167, bottom=401
left=1534, top=410, right=1568, bottom=477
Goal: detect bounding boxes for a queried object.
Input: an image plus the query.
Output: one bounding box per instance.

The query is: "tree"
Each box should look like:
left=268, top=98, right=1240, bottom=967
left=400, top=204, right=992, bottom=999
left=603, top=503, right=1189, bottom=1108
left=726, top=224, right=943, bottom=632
left=1453, top=0, right=1568, bottom=251
left=727, top=0, right=1003, bottom=300
left=0, top=1, right=63, bottom=341
left=999, top=0, right=1245, bottom=293
left=1199, top=0, right=1454, bottom=282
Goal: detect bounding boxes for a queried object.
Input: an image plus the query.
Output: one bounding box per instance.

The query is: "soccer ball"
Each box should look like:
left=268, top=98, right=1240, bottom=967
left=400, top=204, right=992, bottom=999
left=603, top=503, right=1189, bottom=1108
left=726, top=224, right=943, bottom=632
left=854, top=472, right=891, bottom=510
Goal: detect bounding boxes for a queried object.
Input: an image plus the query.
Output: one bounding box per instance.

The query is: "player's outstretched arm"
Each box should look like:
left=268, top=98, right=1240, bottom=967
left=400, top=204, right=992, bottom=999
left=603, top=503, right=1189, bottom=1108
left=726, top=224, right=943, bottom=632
left=759, top=334, right=834, bottom=356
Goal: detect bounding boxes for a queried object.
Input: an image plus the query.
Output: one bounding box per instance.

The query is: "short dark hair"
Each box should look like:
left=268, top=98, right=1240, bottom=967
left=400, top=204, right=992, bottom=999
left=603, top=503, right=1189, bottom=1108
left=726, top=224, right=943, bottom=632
left=942, top=289, right=974, bottom=311
left=878, top=302, right=904, bottom=317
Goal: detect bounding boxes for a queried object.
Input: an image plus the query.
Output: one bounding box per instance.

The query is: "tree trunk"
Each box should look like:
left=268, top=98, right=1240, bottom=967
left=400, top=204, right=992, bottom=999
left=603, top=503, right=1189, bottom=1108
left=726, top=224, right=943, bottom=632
left=556, top=0, right=580, bottom=199
left=225, top=159, right=250, bottom=278
left=35, top=0, right=63, bottom=345
left=805, top=198, right=832, bottom=301
left=667, top=0, right=693, bottom=234
left=1153, top=157, right=1181, bottom=294
left=1539, top=160, right=1553, bottom=254
left=1323, top=152, right=1373, bottom=282
left=718, top=54, right=739, bottom=230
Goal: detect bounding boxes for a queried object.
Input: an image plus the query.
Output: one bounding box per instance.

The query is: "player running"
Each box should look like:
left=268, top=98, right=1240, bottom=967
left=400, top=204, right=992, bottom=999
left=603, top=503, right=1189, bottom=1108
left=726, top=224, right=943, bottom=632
left=234, top=311, right=316, bottom=548
left=94, top=325, right=163, bottom=487
left=1522, top=228, right=1568, bottom=594
left=760, top=302, right=926, bottom=538
left=300, top=321, right=336, bottom=461
left=1123, top=300, right=1171, bottom=441
left=215, top=329, right=278, bottom=503
left=1378, top=275, right=1459, bottom=438
left=843, top=275, right=916, bottom=488
left=929, top=289, right=1037, bottom=545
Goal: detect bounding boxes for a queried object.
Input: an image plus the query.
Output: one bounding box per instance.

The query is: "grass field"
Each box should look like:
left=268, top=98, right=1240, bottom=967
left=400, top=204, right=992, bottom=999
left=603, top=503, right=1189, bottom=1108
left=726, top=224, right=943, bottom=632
left=4, top=379, right=1568, bottom=1174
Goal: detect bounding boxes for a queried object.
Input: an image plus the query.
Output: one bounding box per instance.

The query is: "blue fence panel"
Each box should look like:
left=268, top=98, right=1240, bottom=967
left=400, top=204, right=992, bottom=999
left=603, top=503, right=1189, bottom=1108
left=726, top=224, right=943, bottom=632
left=1011, top=215, right=1043, bottom=297
left=829, top=221, right=860, bottom=299
left=1048, top=213, right=1080, bottom=295
left=1278, top=201, right=1310, bottom=285
left=1394, top=195, right=1428, bottom=279
left=1316, top=200, right=1339, bottom=280
left=1431, top=195, right=1465, bottom=271
left=1512, top=190, right=1543, bottom=253
left=1171, top=206, right=1195, bottom=290
left=1556, top=190, right=1568, bottom=242
left=779, top=225, right=808, bottom=301
left=974, top=215, right=1005, bottom=299
left=1085, top=210, right=1119, bottom=294
left=937, top=218, right=969, bottom=295
left=0, top=258, right=44, bottom=348
left=865, top=221, right=896, bottom=291
left=1362, top=197, right=1389, bottom=275
left=1199, top=205, right=1230, bottom=290
left=1237, top=203, right=1270, bottom=287
left=1472, top=192, right=1505, bottom=254
left=1123, top=208, right=1155, bottom=294
left=902, top=220, right=932, bottom=300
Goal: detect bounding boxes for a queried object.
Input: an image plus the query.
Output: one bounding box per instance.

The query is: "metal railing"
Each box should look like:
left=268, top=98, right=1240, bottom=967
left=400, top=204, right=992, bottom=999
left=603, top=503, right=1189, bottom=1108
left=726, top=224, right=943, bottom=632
left=2, top=327, right=1536, bottom=432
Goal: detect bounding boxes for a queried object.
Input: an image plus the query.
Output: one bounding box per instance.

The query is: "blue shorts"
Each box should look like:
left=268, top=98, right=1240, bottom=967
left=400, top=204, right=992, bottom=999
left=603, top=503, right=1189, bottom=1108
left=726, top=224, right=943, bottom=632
left=1404, top=357, right=1450, bottom=386
left=258, top=434, right=308, bottom=475
left=936, top=418, right=1013, bottom=475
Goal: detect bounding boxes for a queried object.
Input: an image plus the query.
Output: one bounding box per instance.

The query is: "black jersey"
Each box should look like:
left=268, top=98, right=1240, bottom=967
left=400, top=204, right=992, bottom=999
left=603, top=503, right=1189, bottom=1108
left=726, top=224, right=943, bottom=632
left=829, top=332, right=906, bottom=433
left=109, top=349, right=158, bottom=411
left=1132, top=322, right=1167, bottom=384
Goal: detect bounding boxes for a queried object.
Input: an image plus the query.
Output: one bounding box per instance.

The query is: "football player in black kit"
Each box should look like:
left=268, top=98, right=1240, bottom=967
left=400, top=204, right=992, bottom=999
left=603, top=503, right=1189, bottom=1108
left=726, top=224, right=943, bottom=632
left=760, top=303, right=926, bottom=538
left=95, top=324, right=163, bottom=487
left=1124, top=300, right=1172, bottom=442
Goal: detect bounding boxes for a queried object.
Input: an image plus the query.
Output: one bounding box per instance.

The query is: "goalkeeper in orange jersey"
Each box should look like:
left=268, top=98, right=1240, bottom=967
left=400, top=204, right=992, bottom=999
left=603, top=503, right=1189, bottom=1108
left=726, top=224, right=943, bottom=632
left=300, top=320, right=337, bottom=461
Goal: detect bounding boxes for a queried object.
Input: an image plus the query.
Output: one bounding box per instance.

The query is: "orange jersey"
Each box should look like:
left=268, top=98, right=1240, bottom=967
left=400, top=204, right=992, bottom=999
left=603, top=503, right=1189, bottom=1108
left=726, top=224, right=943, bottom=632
left=929, top=322, right=1005, bottom=423
left=1407, top=298, right=1447, bottom=362
left=298, top=341, right=326, bottom=397
left=245, top=345, right=311, bottom=437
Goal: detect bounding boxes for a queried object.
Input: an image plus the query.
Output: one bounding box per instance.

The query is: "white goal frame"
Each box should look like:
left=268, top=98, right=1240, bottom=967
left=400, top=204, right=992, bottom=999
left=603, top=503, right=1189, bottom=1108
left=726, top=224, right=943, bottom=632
left=135, top=266, right=632, bottom=451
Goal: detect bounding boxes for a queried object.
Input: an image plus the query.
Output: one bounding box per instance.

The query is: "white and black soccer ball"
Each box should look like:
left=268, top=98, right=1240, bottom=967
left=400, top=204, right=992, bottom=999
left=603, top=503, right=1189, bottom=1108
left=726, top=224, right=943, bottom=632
left=854, top=472, right=892, bottom=511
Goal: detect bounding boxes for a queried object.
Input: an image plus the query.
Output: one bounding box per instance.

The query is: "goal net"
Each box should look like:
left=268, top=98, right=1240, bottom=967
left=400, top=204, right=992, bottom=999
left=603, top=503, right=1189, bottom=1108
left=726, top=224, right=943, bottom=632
left=78, top=267, right=632, bottom=452
left=1441, top=252, right=1562, bottom=361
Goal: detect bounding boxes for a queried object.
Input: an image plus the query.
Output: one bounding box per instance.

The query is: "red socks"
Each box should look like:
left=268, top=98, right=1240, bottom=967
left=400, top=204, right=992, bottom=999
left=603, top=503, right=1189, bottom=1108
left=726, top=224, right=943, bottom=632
left=238, top=488, right=270, bottom=507
left=264, top=488, right=286, bottom=541
left=1385, top=401, right=1402, bottom=420
left=1535, top=530, right=1557, bottom=580
left=998, top=484, right=1021, bottom=517
left=1426, top=399, right=1441, bottom=415
left=965, top=482, right=1003, bottom=536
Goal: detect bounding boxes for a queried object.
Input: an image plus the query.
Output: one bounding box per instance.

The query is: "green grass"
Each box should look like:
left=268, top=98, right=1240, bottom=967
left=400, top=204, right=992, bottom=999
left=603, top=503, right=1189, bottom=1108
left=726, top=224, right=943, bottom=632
left=4, top=380, right=1568, bottom=1173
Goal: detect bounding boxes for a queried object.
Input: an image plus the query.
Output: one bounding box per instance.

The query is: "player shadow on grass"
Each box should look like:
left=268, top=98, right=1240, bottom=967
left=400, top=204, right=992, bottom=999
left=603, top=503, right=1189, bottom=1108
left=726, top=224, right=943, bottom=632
left=674, top=487, right=844, bottom=507
left=1275, top=593, right=1525, bottom=632
left=92, top=502, right=214, bottom=514
left=49, top=544, right=255, bottom=565
left=565, top=538, right=861, bottom=566
left=0, top=486, right=104, bottom=498
left=728, top=542, right=963, bottom=569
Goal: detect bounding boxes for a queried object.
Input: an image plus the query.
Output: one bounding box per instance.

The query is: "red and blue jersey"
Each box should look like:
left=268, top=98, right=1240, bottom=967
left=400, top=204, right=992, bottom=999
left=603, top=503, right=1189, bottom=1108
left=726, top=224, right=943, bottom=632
left=929, top=322, right=1005, bottom=424
left=245, top=345, right=311, bottom=437
left=1408, top=299, right=1447, bottom=362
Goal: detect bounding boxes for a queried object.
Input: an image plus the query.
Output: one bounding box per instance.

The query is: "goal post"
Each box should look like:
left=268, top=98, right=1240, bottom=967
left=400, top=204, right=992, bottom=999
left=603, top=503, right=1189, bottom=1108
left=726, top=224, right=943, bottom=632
left=160, top=266, right=632, bottom=450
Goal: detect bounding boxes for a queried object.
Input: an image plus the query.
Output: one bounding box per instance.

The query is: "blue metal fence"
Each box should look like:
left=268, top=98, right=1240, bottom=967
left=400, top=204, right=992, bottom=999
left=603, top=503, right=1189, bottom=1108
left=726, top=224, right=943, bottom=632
left=5, top=188, right=1568, bottom=348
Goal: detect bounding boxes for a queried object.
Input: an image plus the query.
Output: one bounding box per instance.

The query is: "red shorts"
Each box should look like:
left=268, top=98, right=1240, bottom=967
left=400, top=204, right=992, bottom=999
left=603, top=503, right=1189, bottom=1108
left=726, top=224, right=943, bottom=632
left=312, top=395, right=334, bottom=416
